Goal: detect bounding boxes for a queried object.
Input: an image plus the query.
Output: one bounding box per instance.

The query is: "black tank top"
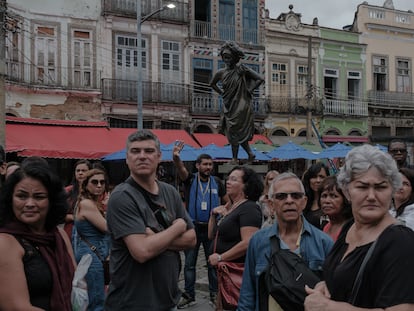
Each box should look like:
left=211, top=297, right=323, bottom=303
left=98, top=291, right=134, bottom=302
left=17, top=237, right=53, bottom=310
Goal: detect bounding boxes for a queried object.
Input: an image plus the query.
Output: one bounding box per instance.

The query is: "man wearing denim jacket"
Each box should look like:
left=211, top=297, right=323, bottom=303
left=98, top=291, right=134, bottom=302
left=237, top=172, right=333, bottom=311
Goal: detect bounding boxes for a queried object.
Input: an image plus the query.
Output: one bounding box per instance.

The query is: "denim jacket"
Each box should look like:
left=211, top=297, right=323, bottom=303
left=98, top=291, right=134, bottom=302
left=237, top=216, right=334, bottom=311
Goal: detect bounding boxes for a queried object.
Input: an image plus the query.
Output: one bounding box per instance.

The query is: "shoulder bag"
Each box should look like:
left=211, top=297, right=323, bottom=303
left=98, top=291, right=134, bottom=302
left=265, top=235, right=320, bottom=311
left=214, top=229, right=244, bottom=310
left=78, top=233, right=110, bottom=285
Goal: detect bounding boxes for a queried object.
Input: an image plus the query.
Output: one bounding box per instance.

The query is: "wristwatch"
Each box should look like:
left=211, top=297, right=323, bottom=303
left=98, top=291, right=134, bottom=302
left=217, top=254, right=222, bottom=262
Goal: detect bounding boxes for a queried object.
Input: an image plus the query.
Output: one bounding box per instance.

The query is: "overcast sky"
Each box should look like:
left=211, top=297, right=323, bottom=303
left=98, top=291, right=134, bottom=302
left=265, top=0, right=413, bottom=29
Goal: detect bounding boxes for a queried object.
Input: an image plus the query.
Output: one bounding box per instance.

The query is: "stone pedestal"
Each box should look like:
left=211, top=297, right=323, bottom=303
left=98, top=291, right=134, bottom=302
left=218, top=163, right=268, bottom=174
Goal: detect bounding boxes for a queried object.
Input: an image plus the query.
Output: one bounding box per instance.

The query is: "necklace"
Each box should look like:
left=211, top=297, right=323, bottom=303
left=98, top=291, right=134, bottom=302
left=217, top=198, right=247, bottom=226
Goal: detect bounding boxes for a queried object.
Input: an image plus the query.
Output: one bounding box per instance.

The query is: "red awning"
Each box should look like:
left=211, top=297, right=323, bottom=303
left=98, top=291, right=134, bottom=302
left=6, top=119, right=200, bottom=159
left=322, top=135, right=369, bottom=143
left=193, top=133, right=273, bottom=147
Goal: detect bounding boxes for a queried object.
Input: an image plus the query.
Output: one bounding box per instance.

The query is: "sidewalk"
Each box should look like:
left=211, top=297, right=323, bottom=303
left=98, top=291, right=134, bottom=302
left=178, top=247, right=215, bottom=311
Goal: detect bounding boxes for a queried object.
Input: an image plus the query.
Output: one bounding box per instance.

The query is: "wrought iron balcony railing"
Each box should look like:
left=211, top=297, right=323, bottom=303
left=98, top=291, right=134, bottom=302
left=102, top=0, right=188, bottom=23
left=191, top=93, right=268, bottom=117
left=101, top=78, right=189, bottom=105
left=322, top=99, right=368, bottom=117
left=267, top=97, right=323, bottom=115
left=367, top=90, right=414, bottom=110
left=190, top=20, right=263, bottom=45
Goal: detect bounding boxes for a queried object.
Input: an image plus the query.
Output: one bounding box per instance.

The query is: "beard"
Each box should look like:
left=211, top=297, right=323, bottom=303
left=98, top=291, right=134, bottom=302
left=199, top=171, right=211, bottom=180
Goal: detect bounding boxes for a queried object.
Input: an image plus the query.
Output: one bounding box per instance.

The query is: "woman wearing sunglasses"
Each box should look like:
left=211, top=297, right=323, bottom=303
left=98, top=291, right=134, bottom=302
left=74, top=168, right=110, bottom=311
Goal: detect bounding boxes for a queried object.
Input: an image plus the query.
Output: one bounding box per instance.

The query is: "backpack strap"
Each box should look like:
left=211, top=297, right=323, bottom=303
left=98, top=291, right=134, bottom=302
left=348, top=223, right=398, bottom=304
left=126, top=177, right=170, bottom=230
left=269, top=235, right=281, bottom=255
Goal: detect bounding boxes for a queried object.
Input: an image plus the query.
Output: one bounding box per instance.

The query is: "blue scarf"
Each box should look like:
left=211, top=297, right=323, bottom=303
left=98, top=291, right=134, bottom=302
left=188, top=173, right=220, bottom=223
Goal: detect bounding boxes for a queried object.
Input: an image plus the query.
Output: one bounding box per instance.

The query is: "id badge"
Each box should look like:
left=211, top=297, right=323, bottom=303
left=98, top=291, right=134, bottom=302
left=201, top=201, right=208, bottom=210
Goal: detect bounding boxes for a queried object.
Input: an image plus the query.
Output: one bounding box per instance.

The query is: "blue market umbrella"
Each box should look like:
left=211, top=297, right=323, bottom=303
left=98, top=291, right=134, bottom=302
left=198, top=144, right=271, bottom=161
left=197, top=144, right=233, bottom=159
left=222, top=145, right=271, bottom=161
left=267, top=141, right=318, bottom=160
left=375, top=144, right=387, bottom=152
left=160, top=143, right=200, bottom=161
left=102, top=148, right=126, bottom=161
left=102, top=143, right=199, bottom=161
left=318, top=143, right=353, bottom=159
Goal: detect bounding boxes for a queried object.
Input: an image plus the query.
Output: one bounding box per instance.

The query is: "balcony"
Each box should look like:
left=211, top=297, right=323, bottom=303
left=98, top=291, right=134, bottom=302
left=190, top=20, right=263, bottom=45
left=191, top=94, right=268, bottom=117
left=268, top=97, right=323, bottom=115
left=322, top=99, right=368, bottom=117
left=5, top=61, right=99, bottom=90
left=101, top=78, right=189, bottom=105
left=102, top=0, right=188, bottom=23
left=367, top=90, right=414, bottom=110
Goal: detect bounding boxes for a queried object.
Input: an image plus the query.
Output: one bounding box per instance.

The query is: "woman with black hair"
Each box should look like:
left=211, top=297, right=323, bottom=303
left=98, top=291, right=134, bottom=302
left=390, top=167, right=414, bottom=230
left=302, top=162, right=330, bottom=229
left=318, top=176, right=353, bottom=241
left=0, top=160, right=75, bottom=310
left=64, top=159, right=92, bottom=240
left=208, top=166, right=263, bottom=309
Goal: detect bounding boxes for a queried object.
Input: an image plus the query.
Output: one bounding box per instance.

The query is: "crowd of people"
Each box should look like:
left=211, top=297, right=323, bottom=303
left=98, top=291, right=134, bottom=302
left=1, top=134, right=414, bottom=310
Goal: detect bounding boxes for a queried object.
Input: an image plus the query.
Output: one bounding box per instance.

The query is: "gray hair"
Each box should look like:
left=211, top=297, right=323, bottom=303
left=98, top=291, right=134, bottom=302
left=126, top=130, right=161, bottom=152
left=268, top=172, right=305, bottom=198
left=337, top=144, right=402, bottom=192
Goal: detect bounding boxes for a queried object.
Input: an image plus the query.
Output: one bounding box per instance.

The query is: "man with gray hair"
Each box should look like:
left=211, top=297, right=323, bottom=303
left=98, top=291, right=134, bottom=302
left=105, top=130, right=196, bottom=311
left=238, top=172, right=333, bottom=311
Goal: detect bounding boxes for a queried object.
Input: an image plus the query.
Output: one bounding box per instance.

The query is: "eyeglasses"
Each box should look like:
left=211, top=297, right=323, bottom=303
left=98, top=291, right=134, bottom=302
left=272, top=192, right=305, bottom=200
left=390, top=149, right=407, bottom=154
left=90, top=179, right=106, bottom=186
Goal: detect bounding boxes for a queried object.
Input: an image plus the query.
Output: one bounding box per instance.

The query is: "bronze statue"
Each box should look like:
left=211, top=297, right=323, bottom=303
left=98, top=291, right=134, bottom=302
left=210, top=42, right=264, bottom=164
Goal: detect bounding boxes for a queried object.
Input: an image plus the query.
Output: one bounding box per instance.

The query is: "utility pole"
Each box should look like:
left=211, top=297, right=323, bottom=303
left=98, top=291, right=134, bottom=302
left=0, top=0, right=6, bottom=146
left=306, top=36, right=312, bottom=142
left=136, top=0, right=142, bottom=130
left=136, top=2, right=175, bottom=130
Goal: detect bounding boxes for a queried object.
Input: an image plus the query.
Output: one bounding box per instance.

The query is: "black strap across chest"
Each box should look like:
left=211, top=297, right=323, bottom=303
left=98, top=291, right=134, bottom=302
left=126, top=177, right=170, bottom=230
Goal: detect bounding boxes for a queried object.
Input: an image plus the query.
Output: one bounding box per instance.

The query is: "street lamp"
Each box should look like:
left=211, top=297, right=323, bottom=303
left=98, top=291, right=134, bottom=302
left=136, top=2, right=176, bottom=130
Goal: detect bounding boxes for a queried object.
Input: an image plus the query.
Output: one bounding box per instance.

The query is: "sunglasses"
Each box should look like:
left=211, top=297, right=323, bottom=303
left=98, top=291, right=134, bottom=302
left=90, top=179, right=106, bottom=186
left=390, top=149, right=407, bottom=154
left=272, top=192, right=305, bottom=200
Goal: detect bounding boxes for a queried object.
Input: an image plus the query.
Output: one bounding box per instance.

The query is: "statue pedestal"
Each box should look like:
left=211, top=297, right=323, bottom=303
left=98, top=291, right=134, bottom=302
left=218, top=163, right=268, bottom=174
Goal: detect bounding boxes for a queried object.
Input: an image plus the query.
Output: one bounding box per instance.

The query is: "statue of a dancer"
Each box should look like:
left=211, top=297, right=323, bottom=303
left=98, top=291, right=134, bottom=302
left=210, top=42, right=264, bottom=164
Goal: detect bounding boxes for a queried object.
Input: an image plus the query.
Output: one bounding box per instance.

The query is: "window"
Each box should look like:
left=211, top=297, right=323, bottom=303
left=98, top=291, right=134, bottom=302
left=396, top=59, right=411, bottom=93
left=219, top=0, right=235, bottom=41
left=242, top=0, right=257, bottom=44
left=5, top=30, right=20, bottom=80
left=161, top=40, right=180, bottom=79
left=73, top=30, right=92, bottom=88
left=396, top=127, right=413, bottom=137
left=347, top=71, right=361, bottom=100
left=115, top=35, right=147, bottom=81
left=35, top=25, right=57, bottom=85
left=396, top=14, right=410, bottom=24
left=271, top=62, right=288, bottom=96
left=161, top=40, right=182, bottom=103
left=372, top=126, right=390, bottom=137
left=373, top=56, right=387, bottom=91
left=297, top=65, right=308, bottom=96
left=193, top=58, right=213, bottom=94
left=369, top=9, right=385, bottom=20
left=324, top=68, right=338, bottom=99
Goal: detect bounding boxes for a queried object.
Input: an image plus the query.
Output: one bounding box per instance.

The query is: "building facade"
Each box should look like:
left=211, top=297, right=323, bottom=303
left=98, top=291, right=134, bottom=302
left=351, top=1, right=414, bottom=144
left=3, top=0, right=414, bottom=149
left=318, top=27, right=368, bottom=145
